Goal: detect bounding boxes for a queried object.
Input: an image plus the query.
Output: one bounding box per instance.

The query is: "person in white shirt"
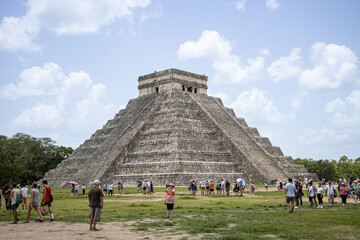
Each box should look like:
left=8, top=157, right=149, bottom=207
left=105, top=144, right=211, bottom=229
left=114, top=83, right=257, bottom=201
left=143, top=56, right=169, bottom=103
left=108, top=183, right=114, bottom=196
left=74, top=184, right=79, bottom=196
left=199, top=178, right=206, bottom=196
left=221, top=179, right=225, bottom=195
left=307, top=182, right=315, bottom=208
left=82, top=185, right=86, bottom=195
left=325, top=181, right=337, bottom=207
left=316, top=183, right=324, bottom=208
left=21, top=185, right=28, bottom=211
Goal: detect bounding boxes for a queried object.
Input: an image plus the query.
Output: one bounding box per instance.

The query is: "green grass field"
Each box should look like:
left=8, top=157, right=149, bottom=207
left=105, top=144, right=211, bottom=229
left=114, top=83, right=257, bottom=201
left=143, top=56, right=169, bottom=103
left=1, top=185, right=359, bottom=239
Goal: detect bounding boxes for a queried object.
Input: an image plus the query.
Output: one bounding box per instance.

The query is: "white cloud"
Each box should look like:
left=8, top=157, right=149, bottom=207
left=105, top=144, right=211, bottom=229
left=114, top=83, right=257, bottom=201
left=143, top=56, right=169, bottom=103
left=229, top=88, right=287, bottom=124
left=265, top=0, right=280, bottom=10
left=236, top=0, right=246, bottom=11
left=177, top=30, right=265, bottom=83
left=0, top=0, right=151, bottom=52
left=299, top=42, right=359, bottom=90
left=208, top=91, right=230, bottom=103
left=1, top=62, right=116, bottom=139
left=267, top=48, right=302, bottom=82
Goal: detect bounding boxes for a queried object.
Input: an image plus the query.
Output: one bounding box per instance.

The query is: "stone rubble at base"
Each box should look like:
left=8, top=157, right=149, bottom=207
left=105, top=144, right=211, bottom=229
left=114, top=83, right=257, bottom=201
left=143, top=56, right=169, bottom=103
left=44, top=69, right=317, bottom=187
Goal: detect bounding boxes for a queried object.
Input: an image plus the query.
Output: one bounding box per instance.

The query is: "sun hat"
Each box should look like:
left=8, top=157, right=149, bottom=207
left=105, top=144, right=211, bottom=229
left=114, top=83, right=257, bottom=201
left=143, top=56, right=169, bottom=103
left=93, top=180, right=101, bottom=185
left=166, top=183, right=175, bottom=187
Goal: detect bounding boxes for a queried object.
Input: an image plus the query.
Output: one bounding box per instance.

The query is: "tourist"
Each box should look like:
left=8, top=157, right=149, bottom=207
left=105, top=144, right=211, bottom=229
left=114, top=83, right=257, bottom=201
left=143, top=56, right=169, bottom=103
left=191, top=180, right=197, bottom=195
left=210, top=180, right=215, bottom=195
left=249, top=181, right=255, bottom=197
left=137, top=181, right=141, bottom=191
left=103, top=182, right=108, bottom=195
left=142, top=180, right=147, bottom=194
left=353, top=181, right=359, bottom=205
left=216, top=181, right=221, bottom=195
left=71, top=184, right=75, bottom=196
left=150, top=181, right=154, bottom=194
left=25, top=182, right=43, bottom=223
left=221, top=179, right=225, bottom=195
left=295, top=181, right=303, bottom=207
left=164, top=183, right=175, bottom=220
left=233, top=181, right=239, bottom=196
left=284, top=178, right=296, bottom=213
left=239, top=181, right=245, bottom=197
left=82, top=184, right=86, bottom=195
left=200, top=178, right=206, bottom=196
left=75, top=184, right=79, bottom=196
left=41, top=180, right=54, bottom=221
left=20, top=184, right=28, bottom=211
left=264, top=181, right=268, bottom=191
left=206, top=181, right=210, bottom=195
left=188, top=181, right=191, bottom=192
left=3, top=184, right=11, bottom=211
left=339, top=183, right=349, bottom=207
left=307, top=181, right=315, bottom=208
left=304, top=177, right=308, bottom=189
left=312, top=181, right=318, bottom=208
left=88, top=180, right=104, bottom=231
left=317, top=183, right=324, bottom=208
left=325, top=181, right=337, bottom=207
left=7, top=183, right=21, bottom=223
left=225, top=180, right=230, bottom=196
left=108, top=182, right=114, bottom=196
left=117, top=182, right=123, bottom=195
left=147, top=180, right=151, bottom=195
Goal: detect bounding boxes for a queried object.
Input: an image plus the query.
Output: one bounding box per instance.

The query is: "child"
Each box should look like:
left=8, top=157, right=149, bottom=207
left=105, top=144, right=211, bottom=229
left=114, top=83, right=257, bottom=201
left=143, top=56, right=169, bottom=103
left=250, top=181, right=255, bottom=197
left=164, top=184, right=175, bottom=219
left=25, top=183, right=43, bottom=223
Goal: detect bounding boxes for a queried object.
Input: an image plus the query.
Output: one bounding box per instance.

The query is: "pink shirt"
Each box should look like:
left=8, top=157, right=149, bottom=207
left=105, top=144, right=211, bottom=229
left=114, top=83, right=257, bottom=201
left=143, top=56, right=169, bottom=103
left=340, top=186, right=348, bottom=196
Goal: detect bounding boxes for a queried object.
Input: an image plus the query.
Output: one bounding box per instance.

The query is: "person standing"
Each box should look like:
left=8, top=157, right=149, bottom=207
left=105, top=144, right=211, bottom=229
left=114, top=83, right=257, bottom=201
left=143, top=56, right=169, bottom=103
left=295, top=181, right=303, bottom=208
left=285, top=178, right=296, bottom=213
left=339, top=183, right=348, bottom=207
left=353, top=181, right=359, bottom=206
left=164, top=184, right=175, bottom=220
left=317, top=183, right=324, bottom=208
left=20, top=184, right=28, bottom=211
left=249, top=181, right=255, bottom=197
left=108, top=182, right=113, bottom=196
left=7, top=183, right=21, bottom=223
left=103, top=182, right=108, bottom=195
left=88, top=180, right=104, bottom=231
left=221, top=179, right=225, bottom=195
left=210, top=180, right=215, bottom=195
left=82, top=184, right=86, bottom=195
left=41, top=180, right=54, bottom=221
left=264, top=181, right=268, bottom=191
left=117, top=182, right=123, bottom=195
left=325, top=181, right=337, bottom=207
left=25, top=182, right=43, bottom=223
left=307, top=182, right=315, bottom=208
left=225, top=180, right=230, bottom=196
left=3, top=185, right=11, bottom=211
left=200, top=178, right=206, bottom=196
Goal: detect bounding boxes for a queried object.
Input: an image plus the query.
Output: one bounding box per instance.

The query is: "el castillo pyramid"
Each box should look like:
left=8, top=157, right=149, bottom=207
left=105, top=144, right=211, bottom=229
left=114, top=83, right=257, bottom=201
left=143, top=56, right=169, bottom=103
left=45, top=69, right=317, bottom=187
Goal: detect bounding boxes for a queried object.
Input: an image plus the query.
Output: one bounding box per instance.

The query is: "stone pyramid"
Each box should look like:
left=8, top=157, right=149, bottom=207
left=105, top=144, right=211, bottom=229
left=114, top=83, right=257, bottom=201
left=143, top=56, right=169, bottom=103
left=45, top=69, right=317, bottom=187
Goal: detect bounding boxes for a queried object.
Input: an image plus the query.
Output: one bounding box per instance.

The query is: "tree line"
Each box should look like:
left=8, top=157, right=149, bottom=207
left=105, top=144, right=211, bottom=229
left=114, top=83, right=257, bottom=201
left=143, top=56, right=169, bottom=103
left=294, top=156, right=360, bottom=181
left=0, top=133, right=73, bottom=187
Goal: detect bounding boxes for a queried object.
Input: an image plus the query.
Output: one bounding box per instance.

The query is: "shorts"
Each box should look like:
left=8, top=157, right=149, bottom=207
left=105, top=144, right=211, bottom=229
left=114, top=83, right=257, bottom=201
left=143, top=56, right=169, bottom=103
left=206, top=187, right=209, bottom=190
left=309, top=197, right=314, bottom=201
left=43, top=202, right=52, bottom=207
left=210, top=189, right=214, bottom=192
left=221, top=186, right=224, bottom=190
left=143, top=187, right=146, bottom=190
left=89, top=207, right=101, bottom=221
left=191, top=187, right=196, bottom=191
left=166, top=204, right=174, bottom=210
left=10, top=204, right=19, bottom=210
left=28, top=204, right=39, bottom=211
left=201, top=187, right=205, bottom=190
left=286, top=197, right=295, bottom=204
left=22, top=196, right=27, bottom=201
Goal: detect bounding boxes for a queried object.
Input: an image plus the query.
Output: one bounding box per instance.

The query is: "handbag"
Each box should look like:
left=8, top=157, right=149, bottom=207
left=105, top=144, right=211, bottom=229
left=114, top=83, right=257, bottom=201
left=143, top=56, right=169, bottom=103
left=40, top=205, right=50, bottom=216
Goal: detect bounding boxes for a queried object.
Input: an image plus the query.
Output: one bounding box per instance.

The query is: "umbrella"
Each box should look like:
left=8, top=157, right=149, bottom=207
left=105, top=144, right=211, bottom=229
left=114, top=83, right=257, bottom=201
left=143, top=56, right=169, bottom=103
left=236, top=178, right=246, bottom=187
left=68, top=181, right=78, bottom=185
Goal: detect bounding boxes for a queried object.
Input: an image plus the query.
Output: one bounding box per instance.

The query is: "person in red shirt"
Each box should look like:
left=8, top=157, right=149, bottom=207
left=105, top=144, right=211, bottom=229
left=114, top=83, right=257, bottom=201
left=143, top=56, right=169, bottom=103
left=41, top=180, right=54, bottom=221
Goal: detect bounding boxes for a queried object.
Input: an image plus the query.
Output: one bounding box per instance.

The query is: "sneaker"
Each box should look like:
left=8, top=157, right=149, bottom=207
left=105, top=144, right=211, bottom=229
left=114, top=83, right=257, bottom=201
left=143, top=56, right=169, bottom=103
left=317, top=206, right=321, bottom=208
left=22, top=210, right=25, bottom=212
left=321, top=206, right=323, bottom=208
left=294, top=206, right=298, bottom=209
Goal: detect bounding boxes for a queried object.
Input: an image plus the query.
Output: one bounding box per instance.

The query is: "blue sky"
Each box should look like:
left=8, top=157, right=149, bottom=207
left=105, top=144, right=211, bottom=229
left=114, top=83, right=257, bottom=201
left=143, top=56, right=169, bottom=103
left=0, top=0, right=359, bottom=160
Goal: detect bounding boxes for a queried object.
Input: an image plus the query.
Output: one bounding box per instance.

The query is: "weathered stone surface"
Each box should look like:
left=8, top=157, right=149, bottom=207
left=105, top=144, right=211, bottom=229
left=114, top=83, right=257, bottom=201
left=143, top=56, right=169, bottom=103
left=44, top=69, right=317, bottom=187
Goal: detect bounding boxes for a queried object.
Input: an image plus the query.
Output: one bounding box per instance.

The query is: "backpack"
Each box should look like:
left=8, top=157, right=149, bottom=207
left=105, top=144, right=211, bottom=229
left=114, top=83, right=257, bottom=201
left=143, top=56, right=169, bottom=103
left=15, top=191, right=22, bottom=205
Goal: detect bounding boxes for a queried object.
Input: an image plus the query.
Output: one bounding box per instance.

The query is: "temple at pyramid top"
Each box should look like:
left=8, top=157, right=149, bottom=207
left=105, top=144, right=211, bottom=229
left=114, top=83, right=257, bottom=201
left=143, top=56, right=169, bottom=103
left=138, top=68, right=208, bottom=96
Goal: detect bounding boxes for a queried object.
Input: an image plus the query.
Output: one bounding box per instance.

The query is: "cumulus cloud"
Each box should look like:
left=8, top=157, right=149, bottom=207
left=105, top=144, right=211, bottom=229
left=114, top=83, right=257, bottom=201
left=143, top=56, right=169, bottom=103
left=177, top=30, right=265, bottom=83
left=265, top=0, right=280, bottom=10
left=1, top=62, right=116, bottom=140
left=0, top=0, right=151, bottom=52
left=229, top=88, right=287, bottom=124
left=267, top=48, right=302, bottom=82
left=236, top=0, right=246, bottom=11
left=299, top=42, right=359, bottom=89
left=268, top=42, right=360, bottom=90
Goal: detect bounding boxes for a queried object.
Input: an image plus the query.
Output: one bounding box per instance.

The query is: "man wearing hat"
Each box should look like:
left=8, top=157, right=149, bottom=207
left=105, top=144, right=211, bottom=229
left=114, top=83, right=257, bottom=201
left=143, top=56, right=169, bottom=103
left=88, top=180, right=104, bottom=231
left=325, top=180, right=337, bottom=207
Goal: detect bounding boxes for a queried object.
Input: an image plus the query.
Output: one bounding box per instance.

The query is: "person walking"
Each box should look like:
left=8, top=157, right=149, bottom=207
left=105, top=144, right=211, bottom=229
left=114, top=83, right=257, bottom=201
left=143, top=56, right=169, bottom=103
left=88, top=180, right=104, bottom=231
left=339, top=183, right=349, bottom=207
left=25, top=182, right=43, bottom=223
left=316, top=183, right=324, bottom=208
left=2, top=185, right=11, bottom=211
left=164, top=183, right=175, bottom=220
left=308, top=182, right=315, bottom=208
left=41, top=180, right=54, bottom=221
left=20, top=184, right=28, bottom=211
left=7, top=183, right=21, bottom=223
left=325, top=181, right=337, bottom=207
left=284, top=178, right=296, bottom=213
left=82, top=184, right=86, bottom=195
